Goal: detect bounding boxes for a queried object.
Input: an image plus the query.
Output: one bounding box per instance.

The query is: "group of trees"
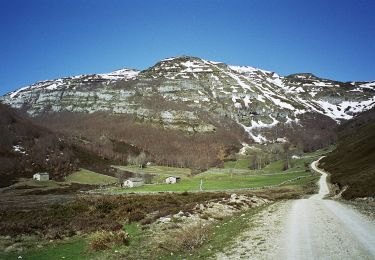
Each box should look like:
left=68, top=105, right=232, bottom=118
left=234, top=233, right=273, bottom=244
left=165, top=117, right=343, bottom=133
left=0, top=104, right=78, bottom=186
left=249, top=152, right=270, bottom=170
left=23, top=107, right=337, bottom=177
left=254, top=112, right=337, bottom=153
left=33, top=111, right=248, bottom=171
left=246, top=142, right=293, bottom=171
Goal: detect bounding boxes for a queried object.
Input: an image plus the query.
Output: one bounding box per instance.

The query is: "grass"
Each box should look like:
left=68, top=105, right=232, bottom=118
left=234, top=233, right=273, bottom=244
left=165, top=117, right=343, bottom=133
left=0, top=238, right=89, bottom=260
left=113, top=165, right=191, bottom=182
left=0, top=224, right=145, bottom=260
left=65, top=168, right=117, bottom=185
left=106, top=145, right=332, bottom=194
left=110, top=170, right=310, bottom=193
left=223, top=158, right=250, bottom=169
left=12, top=178, right=62, bottom=189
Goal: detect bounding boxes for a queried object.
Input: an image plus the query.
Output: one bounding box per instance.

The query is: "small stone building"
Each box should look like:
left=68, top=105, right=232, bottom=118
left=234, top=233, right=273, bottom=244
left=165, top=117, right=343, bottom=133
left=123, top=178, right=144, bottom=188
left=165, top=176, right=181, bottom=184
left=33, top=172, right=49, bottom=181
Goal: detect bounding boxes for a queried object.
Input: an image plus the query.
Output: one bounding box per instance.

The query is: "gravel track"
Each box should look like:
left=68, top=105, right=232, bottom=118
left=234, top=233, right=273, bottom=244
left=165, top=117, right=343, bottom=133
left=215, top=157, right=375, bottom=259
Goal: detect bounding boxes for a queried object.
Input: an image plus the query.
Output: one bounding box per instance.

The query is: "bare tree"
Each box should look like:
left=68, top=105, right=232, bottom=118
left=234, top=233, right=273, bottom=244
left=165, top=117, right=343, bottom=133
left=136, top=151, right=147, bottom=169
left=115, top=170, right=126, bottom=186
left=282, top=142, right=291, bottom=171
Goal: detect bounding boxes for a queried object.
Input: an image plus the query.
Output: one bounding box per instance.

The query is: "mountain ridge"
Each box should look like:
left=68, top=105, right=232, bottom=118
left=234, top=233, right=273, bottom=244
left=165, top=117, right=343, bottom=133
left=1, top=56, right=375, bottom=144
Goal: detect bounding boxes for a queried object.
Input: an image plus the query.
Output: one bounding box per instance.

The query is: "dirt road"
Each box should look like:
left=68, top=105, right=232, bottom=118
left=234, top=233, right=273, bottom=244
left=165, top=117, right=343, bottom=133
left=216, top=157, right=375, bottom=259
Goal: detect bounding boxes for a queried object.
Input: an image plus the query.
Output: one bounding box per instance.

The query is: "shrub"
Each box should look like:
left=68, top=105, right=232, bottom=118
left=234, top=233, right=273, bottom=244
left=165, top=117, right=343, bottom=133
left=163, top=222, right=212, bottom=252
left=90, top=230, right=129, bottom=251
left=139, top=217, right=153, bottom=225
left=128, top=209, right=146, bottom=222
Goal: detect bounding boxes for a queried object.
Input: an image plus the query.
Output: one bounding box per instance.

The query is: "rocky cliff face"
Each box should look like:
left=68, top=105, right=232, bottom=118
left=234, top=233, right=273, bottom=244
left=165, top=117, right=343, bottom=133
left=2, top=56, right=375, bottom=142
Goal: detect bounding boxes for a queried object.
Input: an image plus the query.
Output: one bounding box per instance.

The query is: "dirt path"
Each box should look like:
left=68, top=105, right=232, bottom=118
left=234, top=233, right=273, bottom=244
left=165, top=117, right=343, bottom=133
left=215, top=200, right=291, bottom=259
left=215, top=157, right=375, bottom=259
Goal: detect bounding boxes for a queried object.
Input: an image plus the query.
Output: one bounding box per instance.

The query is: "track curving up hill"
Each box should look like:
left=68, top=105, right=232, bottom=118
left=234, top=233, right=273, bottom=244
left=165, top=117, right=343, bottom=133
left=216, top=157, right=375, bottom=260
left=281, top=157, right=375, bottom=259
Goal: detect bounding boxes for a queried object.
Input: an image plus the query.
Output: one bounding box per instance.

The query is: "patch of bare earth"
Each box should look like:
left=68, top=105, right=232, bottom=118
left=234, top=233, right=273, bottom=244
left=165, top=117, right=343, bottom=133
left=215, top=200, right=291, bottom=260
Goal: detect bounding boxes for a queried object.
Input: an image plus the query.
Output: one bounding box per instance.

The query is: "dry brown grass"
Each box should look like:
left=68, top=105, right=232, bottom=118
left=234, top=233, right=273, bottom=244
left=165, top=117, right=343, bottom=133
left=161, top=222, right=212, bottom=252
left=90, top=230, right=129, bottom=251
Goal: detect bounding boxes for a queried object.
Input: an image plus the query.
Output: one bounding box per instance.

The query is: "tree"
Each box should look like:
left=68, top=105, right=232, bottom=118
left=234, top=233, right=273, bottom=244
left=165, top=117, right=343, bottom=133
left=115, top=170, right=126, bottom=186
left=217, top=147, right=226, bottom=164
left=127, top=154, right=136, bottom=165
left=249, top=154, right=258, bottom=170
left=143, top=173, right=153, bottom=184
left=135, top=151, right=147, bottom=169
left=282, top=142, right=291, bottom=171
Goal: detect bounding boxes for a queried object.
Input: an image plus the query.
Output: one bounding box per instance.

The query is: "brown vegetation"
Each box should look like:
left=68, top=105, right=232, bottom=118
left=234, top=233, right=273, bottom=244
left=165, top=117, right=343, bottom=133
left=0, top=104, right=77, bottom=186
left=162, top=222, right=212, bottom=252
left=321, top=108, right=375, bottom=199
left=33, top=112, right=248, bottom=170
left=90, top=230, right=129, bottom=251
left=259, top=112, right=337, bottom=152
left=0, top=193, right=229, bottom=238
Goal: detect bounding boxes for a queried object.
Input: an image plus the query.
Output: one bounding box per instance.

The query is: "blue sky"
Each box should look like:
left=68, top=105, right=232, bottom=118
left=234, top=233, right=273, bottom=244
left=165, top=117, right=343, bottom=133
left=1, top=0, right=374, bottom=95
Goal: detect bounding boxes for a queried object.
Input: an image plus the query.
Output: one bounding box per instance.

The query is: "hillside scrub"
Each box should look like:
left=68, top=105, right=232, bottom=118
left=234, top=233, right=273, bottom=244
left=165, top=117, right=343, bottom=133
left=0, top=193, right=229, bottom=238
left=90, top=230, right=129, bottom=251
left=0, top=104, right=78, bottom=186
left=321, top=108, right=375, bottom=199
left=259, top=112, right=337, bottom=153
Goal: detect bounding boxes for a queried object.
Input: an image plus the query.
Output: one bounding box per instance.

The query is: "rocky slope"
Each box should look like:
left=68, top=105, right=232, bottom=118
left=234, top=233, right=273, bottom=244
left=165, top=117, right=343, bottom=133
left=1, top=56, right=375, bottom=143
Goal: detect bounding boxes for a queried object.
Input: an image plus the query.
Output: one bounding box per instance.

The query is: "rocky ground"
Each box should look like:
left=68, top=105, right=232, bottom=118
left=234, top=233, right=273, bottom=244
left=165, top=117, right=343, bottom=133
left=215, top=200, right=290, bottom=260
left=150, top=194, right=271, bottom=252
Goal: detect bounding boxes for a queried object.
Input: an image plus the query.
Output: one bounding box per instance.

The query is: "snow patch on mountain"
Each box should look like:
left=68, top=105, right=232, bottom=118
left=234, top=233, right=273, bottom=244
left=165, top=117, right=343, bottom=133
left=2, top=56, right=375, bottom=142
left=99, top=68, right=139, bottom=80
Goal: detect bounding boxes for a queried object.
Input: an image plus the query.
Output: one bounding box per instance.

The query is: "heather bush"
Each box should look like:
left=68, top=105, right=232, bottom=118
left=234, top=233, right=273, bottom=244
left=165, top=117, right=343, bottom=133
left=90, top=230, right=129, bottom=251
left=128, top=209, right=146, bottom=222
left=0, top=192, right=229, bottom=238
left=163, top=222, right=212, bottom=251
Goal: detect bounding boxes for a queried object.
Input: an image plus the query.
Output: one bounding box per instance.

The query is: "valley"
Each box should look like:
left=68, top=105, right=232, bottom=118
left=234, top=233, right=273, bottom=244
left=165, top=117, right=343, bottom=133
left=2, top=1, right=375, bottom=259
left=0, top=148, right=322, bottom=259
left=1, top=56, right=374, bottom=259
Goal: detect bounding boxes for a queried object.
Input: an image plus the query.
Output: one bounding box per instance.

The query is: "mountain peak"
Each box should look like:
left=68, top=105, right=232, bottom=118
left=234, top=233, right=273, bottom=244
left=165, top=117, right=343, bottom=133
left=140, top=56, right=218, bottom=79
left=99, top=68, right=140, bottom=80
left=2, top=56, right=375, bottom=131
left=286, top=73, right=319, bottom=80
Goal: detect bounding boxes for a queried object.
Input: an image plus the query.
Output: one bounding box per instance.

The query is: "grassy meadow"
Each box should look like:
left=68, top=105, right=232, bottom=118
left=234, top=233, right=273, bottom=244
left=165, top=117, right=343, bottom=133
left=65, top=168, right=117, bottom=185
left=108, top=146, right=330, bottom=193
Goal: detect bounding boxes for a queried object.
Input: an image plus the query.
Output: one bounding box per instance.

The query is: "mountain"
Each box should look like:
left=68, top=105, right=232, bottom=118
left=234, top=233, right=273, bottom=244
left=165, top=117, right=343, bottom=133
left=320, top=107, right=375, bottom=199
left=2, top=56, right=374, bottom=132
left=1, top=56, right=374, bottom=169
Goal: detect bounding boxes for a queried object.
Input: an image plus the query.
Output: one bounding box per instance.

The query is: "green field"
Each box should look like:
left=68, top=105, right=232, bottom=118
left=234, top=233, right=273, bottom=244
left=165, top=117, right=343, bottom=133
left=113, top=165, right=191, bottom=182
left=111, top=170, right=310, bottom=193
left=0, top=223, right=145, bottom=260
left=65, top=168, right=117, bottom=185
left=0, top=238, right=88, bottom=260
left=108, top=146, right=331, bottom=193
